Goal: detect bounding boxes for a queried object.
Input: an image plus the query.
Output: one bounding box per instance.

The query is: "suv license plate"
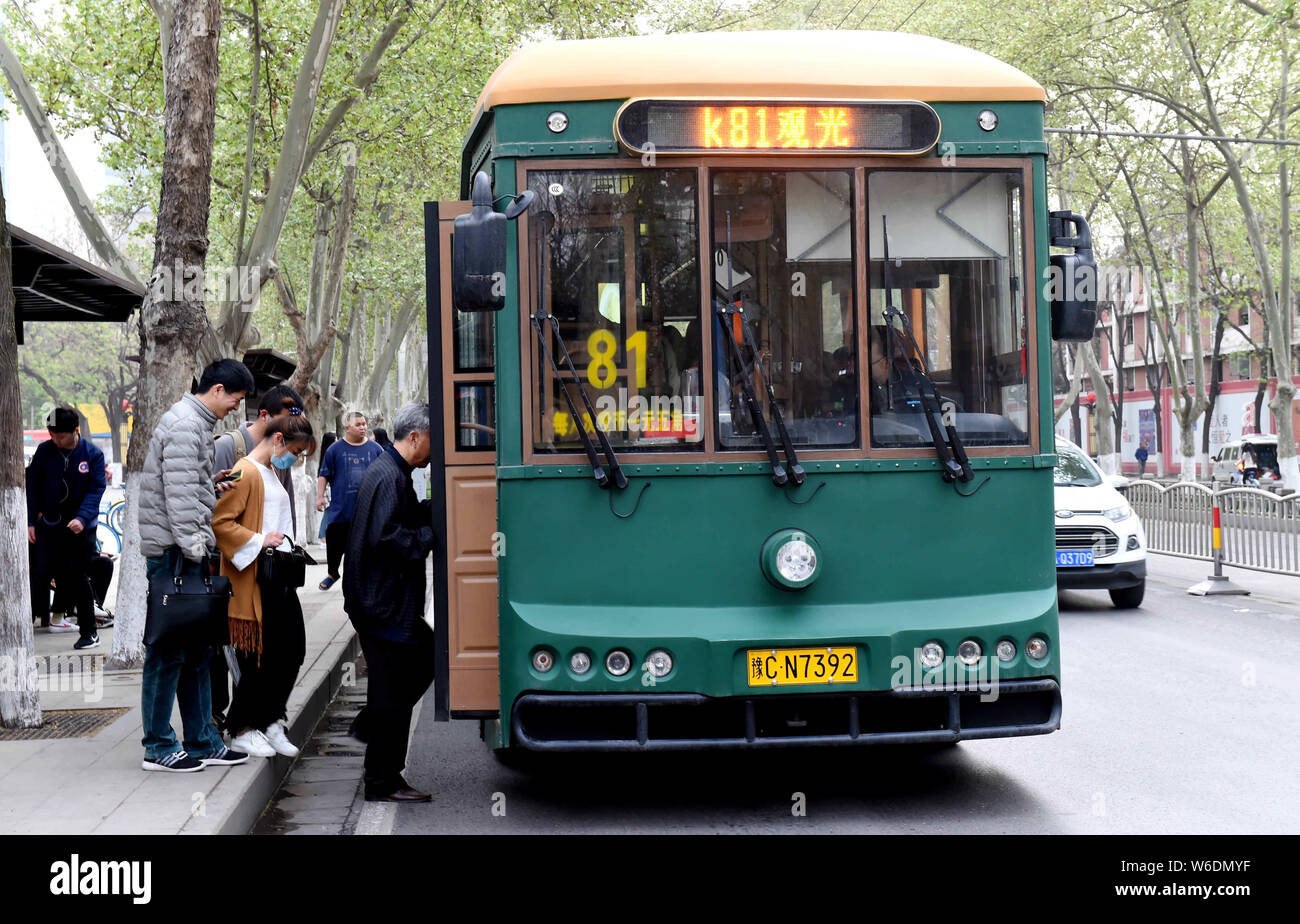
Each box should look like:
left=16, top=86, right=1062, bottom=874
left=1056, top=549, right=1095, bottom=567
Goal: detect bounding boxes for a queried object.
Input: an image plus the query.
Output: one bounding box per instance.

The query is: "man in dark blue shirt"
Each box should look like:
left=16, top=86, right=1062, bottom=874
left=26, top=406, right=106, bottom=649
left=315, top=411, right=383, bottom=589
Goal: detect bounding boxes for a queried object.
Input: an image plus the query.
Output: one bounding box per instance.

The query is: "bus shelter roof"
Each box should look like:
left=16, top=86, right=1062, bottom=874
left=9, top=223, right=145, bottom=343
left=476, top=30, right=1047, bottom=115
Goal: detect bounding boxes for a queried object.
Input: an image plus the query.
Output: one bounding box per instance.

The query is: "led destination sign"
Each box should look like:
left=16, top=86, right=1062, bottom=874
left=615, top=99, right=941, bottom=156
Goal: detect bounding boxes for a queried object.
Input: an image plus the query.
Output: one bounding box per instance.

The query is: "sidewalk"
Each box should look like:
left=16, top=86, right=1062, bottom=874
left=1145, top=552, right=1300, bottom=609
left=0, top=560, right=357, bottom=835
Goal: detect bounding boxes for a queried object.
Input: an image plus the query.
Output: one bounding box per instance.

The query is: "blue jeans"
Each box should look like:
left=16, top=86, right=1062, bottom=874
left=141, top=548, right=225, bottom=760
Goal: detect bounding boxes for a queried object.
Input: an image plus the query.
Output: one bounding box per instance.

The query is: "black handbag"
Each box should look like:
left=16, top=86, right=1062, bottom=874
left=145, top=555, right=231, bottom=647
left=256, top=544, right=316, bottom=589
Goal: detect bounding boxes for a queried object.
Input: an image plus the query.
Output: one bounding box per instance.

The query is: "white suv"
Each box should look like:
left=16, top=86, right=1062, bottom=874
left=1054, top=438, right=1148, bottom=608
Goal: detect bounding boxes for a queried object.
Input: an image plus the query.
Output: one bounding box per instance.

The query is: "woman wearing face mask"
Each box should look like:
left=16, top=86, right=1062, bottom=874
left=213, top=412, right=316, bottom=758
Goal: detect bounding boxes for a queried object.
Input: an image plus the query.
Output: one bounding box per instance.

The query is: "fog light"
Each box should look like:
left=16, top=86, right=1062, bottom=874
left=1127, top=536, right=1140, bottom=550
left=957, top=639, right=982, bottom=665
left=605, top=650, right=632, bottom=676
left=996, top=640, right=1017, bottom=662
left=1026, top=637, right=1049, bottom=660
left=920, top=641, right=945, bottom=669
left=532, top=649, right=555, bottom=673
left=645, top=649, right=673, bottom=678
left=570, top=651, right=591, bottom=674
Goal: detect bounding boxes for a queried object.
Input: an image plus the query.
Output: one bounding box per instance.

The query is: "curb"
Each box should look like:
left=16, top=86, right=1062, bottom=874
left=183, top=620, right=360, bottom=835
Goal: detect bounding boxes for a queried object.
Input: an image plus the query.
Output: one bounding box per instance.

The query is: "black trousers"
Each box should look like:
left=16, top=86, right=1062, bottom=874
left=225, top=581, right=306, bottom=735
left=52, top=553, right=113, bottom=612
left=358, top=627, right=436, bottom=795
left=31, top=525, right=96, bottom=635
left=325, top=520, right=350, bottom=579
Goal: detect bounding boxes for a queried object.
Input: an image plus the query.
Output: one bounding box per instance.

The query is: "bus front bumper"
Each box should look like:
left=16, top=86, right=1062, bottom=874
left=509, top=678, right=1061, bottom=751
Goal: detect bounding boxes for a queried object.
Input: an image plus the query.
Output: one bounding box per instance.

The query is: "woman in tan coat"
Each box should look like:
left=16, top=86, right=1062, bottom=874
left=213, top=413, right=315, bottom=758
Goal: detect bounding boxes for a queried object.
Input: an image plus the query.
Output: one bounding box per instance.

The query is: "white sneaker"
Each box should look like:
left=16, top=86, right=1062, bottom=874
left=263, top=722, right=300, bottom=757
left=229, top=729, right=276, bottom=758
left=48, top=617, right=77, bottom=633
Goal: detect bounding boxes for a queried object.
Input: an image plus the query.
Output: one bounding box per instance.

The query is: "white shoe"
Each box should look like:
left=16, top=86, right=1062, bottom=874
left=229, top=729, right=276, bottom=758
left=263, top=722, right=300, bottom=757
left=48, top=616, right=77, bottom=633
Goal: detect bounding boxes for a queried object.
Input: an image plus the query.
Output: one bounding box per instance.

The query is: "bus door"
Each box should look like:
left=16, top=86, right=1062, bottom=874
left=427, top=200, right=500, bottom=720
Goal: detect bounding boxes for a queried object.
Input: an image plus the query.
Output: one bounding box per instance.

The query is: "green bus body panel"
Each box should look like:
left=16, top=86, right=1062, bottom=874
left=445, top=89, right=1059, bottom=745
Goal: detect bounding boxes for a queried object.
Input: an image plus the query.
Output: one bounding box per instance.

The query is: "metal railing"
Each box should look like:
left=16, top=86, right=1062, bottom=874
left=1121, top=481, right=1300, bottom=576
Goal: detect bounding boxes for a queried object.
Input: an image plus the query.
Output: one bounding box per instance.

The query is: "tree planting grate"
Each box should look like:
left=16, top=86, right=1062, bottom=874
left=0, top=708, right=129, bottom=741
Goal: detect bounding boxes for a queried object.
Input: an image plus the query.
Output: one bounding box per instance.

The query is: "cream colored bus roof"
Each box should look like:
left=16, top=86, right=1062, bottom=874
left=476, top=30, right=1046, bottom=114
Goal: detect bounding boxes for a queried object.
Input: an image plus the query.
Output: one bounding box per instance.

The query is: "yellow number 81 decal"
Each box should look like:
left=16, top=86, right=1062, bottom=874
left=585, top=330, right=647, bottom=389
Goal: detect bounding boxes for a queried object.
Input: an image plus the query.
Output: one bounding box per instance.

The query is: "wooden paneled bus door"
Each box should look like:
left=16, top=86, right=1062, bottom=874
left=427, top=200, right=499, bottom=720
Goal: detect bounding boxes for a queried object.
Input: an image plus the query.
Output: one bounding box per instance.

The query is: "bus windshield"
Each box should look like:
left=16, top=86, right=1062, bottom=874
left=867, top=168, right=1030, bottom=448
left=527, top=168, right=704, bottom=452
left=711, top=169, right=858, bottom=449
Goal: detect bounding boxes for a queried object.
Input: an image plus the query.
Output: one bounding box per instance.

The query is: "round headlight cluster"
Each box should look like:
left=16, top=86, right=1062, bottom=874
left=760, top=529, right=823, bottom=589
left=776, top=539, right=817, bottom=583
left=531, top=649, right=555, bottom=673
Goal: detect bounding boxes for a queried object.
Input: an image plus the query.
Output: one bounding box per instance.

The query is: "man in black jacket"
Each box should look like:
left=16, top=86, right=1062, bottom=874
left=343, top=403, right=436, bottom=803
left=27, top=406, right=106, bottom=649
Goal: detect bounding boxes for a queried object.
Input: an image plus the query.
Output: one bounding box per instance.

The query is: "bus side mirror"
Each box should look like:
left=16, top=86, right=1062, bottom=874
left=452, top=173, right=533, bottom=312
left=1047, top=210, right=1097, bottom=341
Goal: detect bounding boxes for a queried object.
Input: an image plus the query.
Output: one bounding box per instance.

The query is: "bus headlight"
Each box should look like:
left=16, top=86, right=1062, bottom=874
left=996, top=640, right=1017, bottom=662
left=920, top=641, right=945, bottom=669
left=761, top=529, right=823, bottom=589
left=957, top=640, right=982, bottom=666
left=531, top=649, right=555, bottom=673
left=1026, top=637, right=1049, bottom=661
left=645, top=649, right=673, bottom=678
left=570, top=651, right=591, bottom=675
left=605, top=650, right=632, bottom=676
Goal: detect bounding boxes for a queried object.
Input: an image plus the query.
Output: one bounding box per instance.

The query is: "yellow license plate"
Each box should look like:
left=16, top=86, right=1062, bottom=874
left=747, top=647, right=858, bottom=687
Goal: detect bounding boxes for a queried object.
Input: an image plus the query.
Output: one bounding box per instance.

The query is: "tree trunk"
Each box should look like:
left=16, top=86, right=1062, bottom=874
left=111, top=0, right=222, bottom=669
left=211, top=0, right=346, bottom=362
left=1081, top=343, right=1117, bottom=471
left=0, top=173, right=41, bottom=727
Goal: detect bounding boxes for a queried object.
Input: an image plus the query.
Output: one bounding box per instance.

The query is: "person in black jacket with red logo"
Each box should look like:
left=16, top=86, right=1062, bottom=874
left=343, top=403, right=435, bottom=803
left=26, top=406, right=106, bottom=649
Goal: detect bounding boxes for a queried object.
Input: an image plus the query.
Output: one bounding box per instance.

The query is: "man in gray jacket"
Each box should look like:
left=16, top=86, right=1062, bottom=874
left=138, top=358, right=256, bottom=772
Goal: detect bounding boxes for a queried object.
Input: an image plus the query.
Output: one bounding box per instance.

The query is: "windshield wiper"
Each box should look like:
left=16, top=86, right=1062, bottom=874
left=531, top=212, right=627, bottom=490
left=879, top=215, right=984, bottom=495
left=718, top=211, right=788, bottom=487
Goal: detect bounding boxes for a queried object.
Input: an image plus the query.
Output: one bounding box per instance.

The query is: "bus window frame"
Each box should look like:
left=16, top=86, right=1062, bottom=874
left=515, top=156, right=1038, bottom=467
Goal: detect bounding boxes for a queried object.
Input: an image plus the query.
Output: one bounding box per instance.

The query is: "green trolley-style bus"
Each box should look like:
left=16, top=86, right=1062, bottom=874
left=424, top=30, right=1096, bottom=753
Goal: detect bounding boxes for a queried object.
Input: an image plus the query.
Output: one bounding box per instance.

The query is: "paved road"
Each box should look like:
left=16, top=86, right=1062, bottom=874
left=368, top=566, right=1300, bottom=834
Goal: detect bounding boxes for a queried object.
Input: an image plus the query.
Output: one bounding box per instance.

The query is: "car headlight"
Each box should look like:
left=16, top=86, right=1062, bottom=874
left=1103, top=504, right=1132, bottom=522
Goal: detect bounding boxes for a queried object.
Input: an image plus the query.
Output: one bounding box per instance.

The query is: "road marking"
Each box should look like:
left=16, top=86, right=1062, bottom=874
left=355, top=800, right=395, bottom=836
left=353, top=690, right=429, bottom=835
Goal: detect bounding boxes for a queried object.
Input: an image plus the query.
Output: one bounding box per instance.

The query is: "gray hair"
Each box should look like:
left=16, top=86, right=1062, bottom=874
left=392, top=403, right=430, bottom=442
left=344, top=410, right=367, bottom=425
